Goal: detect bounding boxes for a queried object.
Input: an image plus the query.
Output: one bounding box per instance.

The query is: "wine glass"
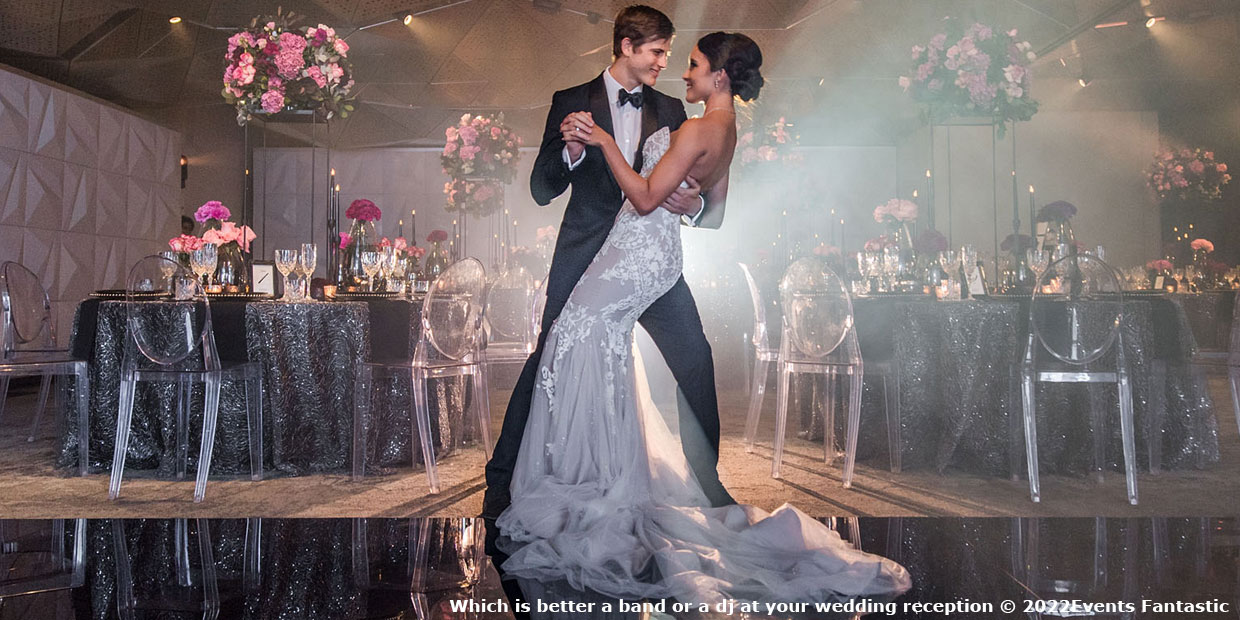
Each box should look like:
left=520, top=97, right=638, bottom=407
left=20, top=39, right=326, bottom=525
left=938, top=249, right=958, bottom=274
left=389, top=254, right=408, bottom=296
left=299, top=243, right=318, bottom=299
left=275, top=249, right=298, bottom=301
left=158, top=251, right=179, bottom=292
left=360, top=251, right=382, bottom=292
left=1184, top=265, right=1199, bottom=292
left=380, top=247, right=398, bottom=291
left=190, top=244, right=217, bottom=289
left=1026, top=249, right=1049, bottom=283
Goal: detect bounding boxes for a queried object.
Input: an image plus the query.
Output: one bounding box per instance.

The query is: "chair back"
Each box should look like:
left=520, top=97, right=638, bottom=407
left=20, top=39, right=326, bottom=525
left=124, top=255, right=220, bottom=370
left=1030, top=253, right=1123, bottom=366
left=1229, top=291, right=1240, bottom=365
left=483, top=265, right=536, bottom=352
left=0, top=261, right=55, bottom=356
left=738, top=262, right=772, bottom=353
left=418, top=258, right=486, bottom=363
left=778, top=257, right=856, bottom=363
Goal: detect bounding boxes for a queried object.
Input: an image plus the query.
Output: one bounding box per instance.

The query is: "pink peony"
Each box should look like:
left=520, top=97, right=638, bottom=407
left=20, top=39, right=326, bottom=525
left=1146, top=259, right=1173, bottom=271
left=408, top=245, right=426, bottom=259
left=334, top=38, right=349, bottom=55
left=393, top=237, right=408, bottom=251
left=1190, top=238, right=1214, bottom=253
left=195, top=200, right=231, bottom=223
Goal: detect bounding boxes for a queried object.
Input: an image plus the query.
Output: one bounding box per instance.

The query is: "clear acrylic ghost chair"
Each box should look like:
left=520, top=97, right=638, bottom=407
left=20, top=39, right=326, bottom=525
left=0, top=262, right=89, bottom=468
left=1020, top=252, right=1138, bottom=505
left=112, top=517, right=261, bottom=620
left=353, top=258, right=490, bottom=493
left=480, top=266, right=541, bottom=366
left=352, top=517, right=485, bottom=592
left=110, top=255, right=264, bottom=503
left=1184, top=291, right=1240, bottom=440
left=739, top=263, right=780, bottom=452
left=0, top=519, right=85, bottom=598
left=768, top=257, right=899, bottom=488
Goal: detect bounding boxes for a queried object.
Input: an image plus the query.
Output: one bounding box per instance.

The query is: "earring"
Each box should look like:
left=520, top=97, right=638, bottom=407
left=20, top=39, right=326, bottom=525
left=714, top=77, right=720, bottom=89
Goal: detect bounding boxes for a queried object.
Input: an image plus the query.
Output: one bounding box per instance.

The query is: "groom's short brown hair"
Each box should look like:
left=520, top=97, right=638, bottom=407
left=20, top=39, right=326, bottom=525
left=613, top=5, right=674, bottom=57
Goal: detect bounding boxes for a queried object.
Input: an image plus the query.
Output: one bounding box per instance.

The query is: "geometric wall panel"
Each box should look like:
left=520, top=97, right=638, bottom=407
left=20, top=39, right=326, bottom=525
left=127, top=117, right=155, bottom=181
left=24, top=154, right=62, bottom=229
left=0, top=73, right=28, bottom=151
left=98, top=106, right=127, bottom=174
left=93, top=236, right=126, bottom=291
left=26, top=81, right=63, bottom=160
left=0, top=224, right=21, bottom=266
left=20, top=227, right=57, bottom=294
left=61, top=162, right=95, bottom=233
left=56, top=231, right=94, bottom=299
left=64, top=94, right=98, bottom=167
left=126, top=178, right=154, bottom=240
left=95, top=170, right=127, bottom=237
left=0, top=147, right=23, bottom=226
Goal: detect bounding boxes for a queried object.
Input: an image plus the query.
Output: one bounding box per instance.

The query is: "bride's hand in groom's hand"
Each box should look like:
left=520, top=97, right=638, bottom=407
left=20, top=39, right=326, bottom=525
left=560, top=111, right=594, bottom=158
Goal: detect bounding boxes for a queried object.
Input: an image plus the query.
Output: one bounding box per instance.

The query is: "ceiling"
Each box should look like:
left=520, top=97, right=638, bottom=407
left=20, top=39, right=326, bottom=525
left=0, top=0, right=1237, bottom=148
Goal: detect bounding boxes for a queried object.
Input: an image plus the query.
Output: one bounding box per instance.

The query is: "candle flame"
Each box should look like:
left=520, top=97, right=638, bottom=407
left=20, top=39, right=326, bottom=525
left=1029, top=185, right=1034, bottom=193
left=330, top=168, right=336, bottom=176
left=925, top=169, right=931, bottom=178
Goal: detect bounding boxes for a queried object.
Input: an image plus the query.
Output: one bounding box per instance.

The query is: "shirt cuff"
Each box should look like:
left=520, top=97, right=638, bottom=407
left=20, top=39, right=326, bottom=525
left=681, top=196, right=706, bottom=227
left=562, top=146, right=586, bottom=170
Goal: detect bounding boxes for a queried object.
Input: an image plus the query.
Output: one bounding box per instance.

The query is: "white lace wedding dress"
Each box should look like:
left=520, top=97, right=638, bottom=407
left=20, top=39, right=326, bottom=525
left=496, top=127, right=911, bottom=604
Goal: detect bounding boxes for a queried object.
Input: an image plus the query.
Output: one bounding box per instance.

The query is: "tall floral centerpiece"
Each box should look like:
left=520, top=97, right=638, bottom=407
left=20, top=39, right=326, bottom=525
left=1190, top=238, right=1215, bottom=276
left=422, top=230, right=451, bottom=281
left=1148, top=148, right=1231, bottom=202
left=899, top=22, right=1038, bottom=136
left=737, top=116, right=802, bottom=174
left=194, top=201, right=256, bottom=291
left=442, top=113, right=523, bottom=216
left=221, top=13, right=355, bottom=125
left=873, top=198, right=920, bottom=289
left=337, top=199, right=381, bottom=288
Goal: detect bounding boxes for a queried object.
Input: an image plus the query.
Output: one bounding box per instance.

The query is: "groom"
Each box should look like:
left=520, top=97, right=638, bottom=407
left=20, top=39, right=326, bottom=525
left=483, top=4, right=733, bottom=520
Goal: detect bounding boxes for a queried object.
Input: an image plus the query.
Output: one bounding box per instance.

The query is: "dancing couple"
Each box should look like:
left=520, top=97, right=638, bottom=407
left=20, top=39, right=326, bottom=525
left=482, top=4, right=910, bottom=603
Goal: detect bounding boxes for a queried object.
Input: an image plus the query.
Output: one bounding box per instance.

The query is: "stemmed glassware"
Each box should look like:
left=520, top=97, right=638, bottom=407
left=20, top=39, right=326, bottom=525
left=389, top=253, right=408, bottom=296
left=275, top=249, right=298, bottom=301
left=158, top=251, right=179, bottom=292
left=299, top=243, right=317, bottom=299
left=190, top=244, right=217, bottom=290
left=360, top=251, right=382, bottom=292
left=1026, top=249, right=1049, bottom=284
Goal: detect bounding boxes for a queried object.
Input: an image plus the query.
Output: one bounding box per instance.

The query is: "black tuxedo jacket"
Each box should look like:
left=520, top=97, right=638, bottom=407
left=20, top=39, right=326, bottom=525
left=530, top=74, right=688, bottom=324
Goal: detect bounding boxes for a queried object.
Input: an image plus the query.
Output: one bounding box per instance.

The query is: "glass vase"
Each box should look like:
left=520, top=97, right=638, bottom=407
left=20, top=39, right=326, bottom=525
left=341, top=219, right=377, bottom=289
left=214, top=242, right=249, bottom=292
left=1043, top=218, right=1075, bottom=252
left=888, top=222, right=918, bottom=291
left=422, top=241, right=450, bottom=282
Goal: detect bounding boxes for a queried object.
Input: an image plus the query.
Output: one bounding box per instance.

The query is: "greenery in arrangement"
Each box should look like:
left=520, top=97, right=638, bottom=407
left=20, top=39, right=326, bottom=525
left=1148, top=147, right=1231, bottom=202
left=441, top=113, right=523, bottom=216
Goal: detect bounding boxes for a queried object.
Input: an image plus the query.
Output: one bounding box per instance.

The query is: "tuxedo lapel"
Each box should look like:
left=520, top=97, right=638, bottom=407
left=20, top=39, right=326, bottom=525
left=633, top=88, right=659, bottom=173
left=586, top=75, right=618, bottom=189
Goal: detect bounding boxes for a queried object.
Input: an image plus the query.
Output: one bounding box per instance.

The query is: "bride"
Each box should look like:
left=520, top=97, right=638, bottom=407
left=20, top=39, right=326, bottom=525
left=496, top=32, right=911, bottom=604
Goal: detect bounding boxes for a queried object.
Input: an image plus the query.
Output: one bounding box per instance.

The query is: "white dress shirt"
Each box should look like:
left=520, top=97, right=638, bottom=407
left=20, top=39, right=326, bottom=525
left=563, top=68, right=643, bottom=171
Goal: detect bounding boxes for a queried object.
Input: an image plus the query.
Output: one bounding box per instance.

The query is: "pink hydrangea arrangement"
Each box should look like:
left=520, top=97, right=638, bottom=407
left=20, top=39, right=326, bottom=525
left=1148, top=148, right=1231, bottom=202
left=899, top=21, right=1038, bottom=135
left=1190, top=238, right=1215, bottom=253
left=442, top=113, right=523, bottom=215
left=345, top=199, right=382, bottom=222
left=873, top=199, right=919, bottom=224
left=168, top=234, right=204, bottom=253
left=427, top=229, right=449, bottom=244
left=738, top=116, right=801, bottom=172
left=221, top=13, right=355, bottom=125
left=195, top=200, right=231, bottom=223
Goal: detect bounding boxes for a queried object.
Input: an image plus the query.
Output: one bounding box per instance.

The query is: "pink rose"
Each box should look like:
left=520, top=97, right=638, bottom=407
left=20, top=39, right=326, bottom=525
left=1217, top=163, right=1228, bottom=173
left=238, top=64, right=256, bottom=85
left=490, top=126, right=502, bottom=138
left=393, top=237, right=408, bottom=251
left=334, top=38, right=349, bottom=55
left=408, top=246, right=426, bottom=259
left=168, top=234, right=203, bottom=253
left=339, top=232, right=352, bottom=249
left=202, top=229, right=225, bottom=246
left=1190, top=160, right=1206, bottom=175
left=1190, top=238, right=1215, bottom=253
left=306, top=66, right=327, bottom=88
left=378, top=237, right=392, bottom=249
left=443, top=142, right=457, bottom=156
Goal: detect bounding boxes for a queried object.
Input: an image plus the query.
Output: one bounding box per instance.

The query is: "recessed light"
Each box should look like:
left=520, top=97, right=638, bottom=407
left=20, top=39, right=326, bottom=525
left=169, top=16, right=182, bottom=24
left=403, top=13, right=413, bottom=25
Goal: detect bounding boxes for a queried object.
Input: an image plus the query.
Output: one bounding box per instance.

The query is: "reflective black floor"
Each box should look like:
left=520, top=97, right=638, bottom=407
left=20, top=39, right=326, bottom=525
left=0, top=517, right=1235, bottom=619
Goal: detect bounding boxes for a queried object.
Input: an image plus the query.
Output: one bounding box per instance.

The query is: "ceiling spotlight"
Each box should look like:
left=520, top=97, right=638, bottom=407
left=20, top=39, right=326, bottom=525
left=1145, top=16, right=1164, bottom=28
left=1078, top=77, right=1092, bottom=87
left=403, top=13, right=413, bottom=25
left=168, top=16, right=182, bottom=24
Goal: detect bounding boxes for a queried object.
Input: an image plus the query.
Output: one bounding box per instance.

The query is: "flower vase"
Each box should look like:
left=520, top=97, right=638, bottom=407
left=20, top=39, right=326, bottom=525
left=889, top=223, right=918, bottom=291
left=1043, top=218, right=1075, bottom=253
left=214, top=242, right=249, bottom=292
left=422, top=241, right=450, bottom=282
left=342, top=219, right=376, bottom=289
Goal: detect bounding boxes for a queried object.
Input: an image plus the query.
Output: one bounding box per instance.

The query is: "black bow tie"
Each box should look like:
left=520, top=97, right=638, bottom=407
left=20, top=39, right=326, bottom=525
left=617, top=88, right=644, bottom=109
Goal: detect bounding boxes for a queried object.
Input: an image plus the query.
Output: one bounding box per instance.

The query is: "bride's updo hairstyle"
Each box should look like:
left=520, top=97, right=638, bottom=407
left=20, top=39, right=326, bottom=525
left=697, top=32, right=764, bottom=102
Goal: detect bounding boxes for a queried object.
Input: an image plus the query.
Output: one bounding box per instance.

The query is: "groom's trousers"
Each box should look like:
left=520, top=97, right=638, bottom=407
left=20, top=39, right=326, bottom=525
left=483, top=274, right=733, bottom=517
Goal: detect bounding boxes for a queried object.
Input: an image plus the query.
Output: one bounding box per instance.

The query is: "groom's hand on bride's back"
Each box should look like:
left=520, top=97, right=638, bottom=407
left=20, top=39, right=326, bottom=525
left=660, top=176, right=703, bottom=217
